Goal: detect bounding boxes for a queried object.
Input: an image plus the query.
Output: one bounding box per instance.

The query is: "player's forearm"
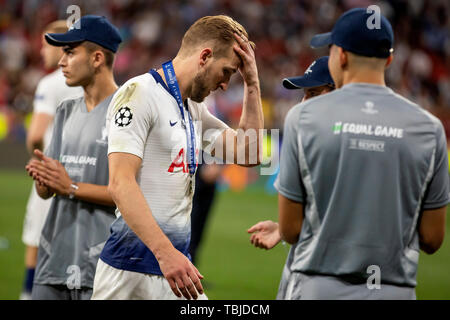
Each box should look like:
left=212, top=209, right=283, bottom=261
left=71, top=183, right=115, bottom=207
left=418, top=207, right=446, bottom=254
left=108, top=178, right=174, bottom=257
left=279, top=214, right=300, bottom=244
left=234, top=33, right=263, bottom=132
left=234, top=83, right=264, bottom=166
left=278, top=195, right=303, bottom=245
left=239, top=82, right=264, bottom=132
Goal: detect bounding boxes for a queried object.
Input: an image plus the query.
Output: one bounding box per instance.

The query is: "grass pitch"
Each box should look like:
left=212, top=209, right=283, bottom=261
left=0, top=169, right=449, bottom=299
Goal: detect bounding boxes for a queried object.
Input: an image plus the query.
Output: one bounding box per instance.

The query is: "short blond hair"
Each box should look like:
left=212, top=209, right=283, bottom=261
left=43, top=20, right=68, bottom=34
left=179, top=15, right=255, bottom=58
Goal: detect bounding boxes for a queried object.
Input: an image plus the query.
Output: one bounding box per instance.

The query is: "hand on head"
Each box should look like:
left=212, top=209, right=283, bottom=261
left=232, top=33, right=259, bottom=87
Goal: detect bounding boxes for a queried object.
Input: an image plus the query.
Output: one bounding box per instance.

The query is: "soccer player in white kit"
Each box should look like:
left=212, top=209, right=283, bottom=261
left=20, top=20, right=82, bottom=300
left=91, top=15, right=264, bottom=300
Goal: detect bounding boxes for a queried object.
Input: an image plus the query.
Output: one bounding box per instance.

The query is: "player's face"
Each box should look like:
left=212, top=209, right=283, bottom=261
left=328, top=45, right=343, bottom=88
left=302, top=85, right=334, bottom=102
left=191, top=46, right=240, bottom=103
left=40, top=35, right=63, bottom=70
left=59, top=44, right=95, bottom=87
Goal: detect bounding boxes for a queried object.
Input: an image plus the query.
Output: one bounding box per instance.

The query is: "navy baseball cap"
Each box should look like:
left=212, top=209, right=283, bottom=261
left=283, top=56, right=334, bottom=89
left=45, top=15, right=122, bottom=53
left=310, top=8, right=394, bottom=58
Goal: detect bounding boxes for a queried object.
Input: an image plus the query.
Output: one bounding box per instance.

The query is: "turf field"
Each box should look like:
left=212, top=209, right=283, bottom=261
left=0, top=169, right=449, bottom=300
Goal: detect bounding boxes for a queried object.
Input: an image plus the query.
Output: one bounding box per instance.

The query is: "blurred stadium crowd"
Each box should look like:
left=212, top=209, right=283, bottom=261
left=0, top=0, right=449, bottom=143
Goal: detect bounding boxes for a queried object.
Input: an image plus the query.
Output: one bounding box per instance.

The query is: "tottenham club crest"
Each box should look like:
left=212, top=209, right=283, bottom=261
left=114, top=106, right=133, bottom=127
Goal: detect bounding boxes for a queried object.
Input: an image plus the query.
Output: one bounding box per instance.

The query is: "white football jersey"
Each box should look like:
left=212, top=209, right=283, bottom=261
left=103, top=70, right=228, bottom=274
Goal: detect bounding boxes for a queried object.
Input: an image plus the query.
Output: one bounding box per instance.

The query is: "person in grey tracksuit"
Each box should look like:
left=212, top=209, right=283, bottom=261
left=275, top=8, right=449, bottom=299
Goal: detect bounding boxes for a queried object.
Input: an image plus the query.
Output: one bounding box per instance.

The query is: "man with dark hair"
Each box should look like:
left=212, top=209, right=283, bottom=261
left=26, top=15, right=122, bottom=300
left=91, top=15, right=264, bottom=300
left=275, top=8, right=448, bottom=299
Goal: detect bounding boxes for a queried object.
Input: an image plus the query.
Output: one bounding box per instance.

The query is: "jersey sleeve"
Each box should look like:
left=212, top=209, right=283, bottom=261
left=422, top=121, right=450, bottom=210
left=274, top=106, right=306, bottom=203
left=33, top=77, right=58, bottom=116
left=198, top=102, right=229, bottom=151
left=107, top=81, right=154, bottom=159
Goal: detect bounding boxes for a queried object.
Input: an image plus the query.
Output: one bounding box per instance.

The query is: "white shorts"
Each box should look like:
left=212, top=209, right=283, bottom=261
left=22, top=183, right=53, bottom=247
left=91, top=259, right=208, bottom=300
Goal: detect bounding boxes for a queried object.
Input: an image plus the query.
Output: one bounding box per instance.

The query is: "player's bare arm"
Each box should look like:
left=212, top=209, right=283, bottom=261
left=108, top=152, right=204, bottom=300
left=213, top=33, right=263, bottom=167
left=247, top=220, right=281, bottom=250
left=278, top=194, right=304, bottom=245
left=26, top=149, right=114, bottom=207
left=418, top=206, right=446, bottom=254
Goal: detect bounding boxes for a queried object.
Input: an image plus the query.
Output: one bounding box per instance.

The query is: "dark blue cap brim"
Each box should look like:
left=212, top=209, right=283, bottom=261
left=283, top=77, right=331, bottom=89
left=310, top=32, right=333, bottom=48
left=45, top=33, right=85, bottom=47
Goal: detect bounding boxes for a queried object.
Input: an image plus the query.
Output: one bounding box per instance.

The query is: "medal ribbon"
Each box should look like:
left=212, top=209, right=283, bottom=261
left=162, top=60, right=197, bottom=176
